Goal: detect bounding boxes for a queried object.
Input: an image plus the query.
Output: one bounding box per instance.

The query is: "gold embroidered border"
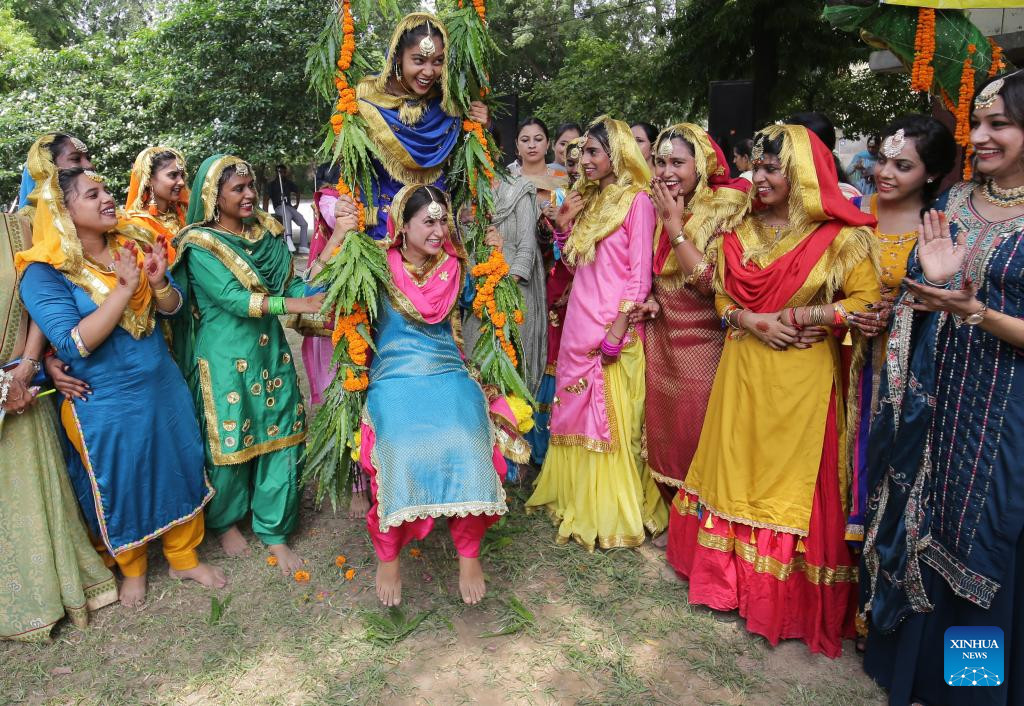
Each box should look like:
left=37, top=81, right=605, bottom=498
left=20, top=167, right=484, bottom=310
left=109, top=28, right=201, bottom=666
left=358, top=84, right=446, bottom=187
left=1, top=214, right=26, bottom=362
left=177, top=228, right=267, bottom=292
left=248, top=293, right=266, bottom=318
left=679, top=486, right=810, bottom=537
left=648, top=466, right=686, bottom=489
left=197, top=358, right=304, bottom=465
left=695, top=528, right=858, bottom=586
left=65, top=265, right=156, bottom=339
left=380, top=501, right=508, bottom=533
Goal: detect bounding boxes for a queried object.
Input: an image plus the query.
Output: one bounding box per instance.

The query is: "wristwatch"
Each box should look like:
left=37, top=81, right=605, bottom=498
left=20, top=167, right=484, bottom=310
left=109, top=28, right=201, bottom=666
left=962, top=303, right=988, bottom=326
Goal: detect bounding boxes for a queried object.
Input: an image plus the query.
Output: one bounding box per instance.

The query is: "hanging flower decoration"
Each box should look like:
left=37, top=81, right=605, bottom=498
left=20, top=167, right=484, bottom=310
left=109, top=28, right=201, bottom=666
left=471, top=249, right=518, bottom=366
left=988, top=38, right=1006, bottom=78
left=910, top=8, right=936, bottom=93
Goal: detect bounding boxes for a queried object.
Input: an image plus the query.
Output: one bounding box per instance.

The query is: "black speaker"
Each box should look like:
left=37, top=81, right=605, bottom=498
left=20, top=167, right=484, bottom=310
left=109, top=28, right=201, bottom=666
left=708, top=80, right=754, bottom=176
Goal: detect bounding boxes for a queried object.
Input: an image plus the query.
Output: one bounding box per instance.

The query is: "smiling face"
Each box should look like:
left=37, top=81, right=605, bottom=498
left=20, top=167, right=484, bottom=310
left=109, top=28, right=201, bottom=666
left=398, top=37, right=445, bottom=97
left=752, top=153, right=789, bottom=208
left=216, top=170, right=257, bottom=221
left=971, top=95, right=1024, bottom=180
left=873, top=136, right=928, bottom=204
left=581, top=135, right=614, bottom=187
left=402, top=201, right=449, bottom=260
left=554, top=128, right=580, bottom=166
left=631, top=125, right=653, bottom=162
left=150, top=158, right=187, bottom=206
left=65, top=173, right=117, bottom=234
left=654, top=138, right=699, bottom=201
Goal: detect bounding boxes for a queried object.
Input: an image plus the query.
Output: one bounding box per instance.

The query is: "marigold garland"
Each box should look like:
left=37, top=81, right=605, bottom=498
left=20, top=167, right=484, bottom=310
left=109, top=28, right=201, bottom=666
left=910, top=8, right=935, bottom=93
left=470, top=248, right=518, bottom=365
left=988, top=38, right=1005, bottom=78
left=955, top=44, right=977, bottom=149
left=457, top=0, right=486, bottom=23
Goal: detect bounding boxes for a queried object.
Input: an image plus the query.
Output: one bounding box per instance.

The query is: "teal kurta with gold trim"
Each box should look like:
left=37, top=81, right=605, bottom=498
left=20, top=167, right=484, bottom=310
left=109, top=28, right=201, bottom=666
left=172, top=225, right=307, bottom=464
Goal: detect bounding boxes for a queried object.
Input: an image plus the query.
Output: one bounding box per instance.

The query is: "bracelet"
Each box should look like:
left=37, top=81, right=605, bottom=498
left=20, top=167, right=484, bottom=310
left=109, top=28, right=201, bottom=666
left=670, top=231, right=686, bottom=247
left=248, top=293, right=267, bottom=318
left=0, top=369, right=12, bottom=407
left=722, top=305, right=744, bottom=330
left=70, top=327, right=91, bottom=358
left=600, top=337, right=624, bottom=358
left=152, top=279, right=174, bottom=300
left=24, top=357, right=42, bottom=375
left=922, top=274, right=952, bottom=289
left=268, top=296, right=287, bottom=316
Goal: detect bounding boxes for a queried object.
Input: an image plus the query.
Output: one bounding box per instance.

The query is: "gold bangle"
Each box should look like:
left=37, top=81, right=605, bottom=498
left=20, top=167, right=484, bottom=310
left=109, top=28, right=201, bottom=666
left=152, top=280, right=174, bottom=300
left=618, top=300, right=636, bottom=314
left=248, top=293, right=267, bottom=318
left=671, top=232, right=686, bottom=246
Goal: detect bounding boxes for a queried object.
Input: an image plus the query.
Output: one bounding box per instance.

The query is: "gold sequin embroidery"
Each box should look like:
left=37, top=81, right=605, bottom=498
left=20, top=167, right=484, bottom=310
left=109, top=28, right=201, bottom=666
left=272, top=377, right=283, bottom=390
left=222, top=420, right=237, bottom=432
left=225, top=436, right=237, bottom=448
left=236, top=359, right=249, bottom=373
left=251, top=383, right=262, bottom=395
left=242, top=419, right=251, bottom=432
left=262, top=369, right=269, bottom=380
left=243, top=434, right=254, bottom=447
left=564, top=378, right=588, bottom=395
left=281, top=353, right=291, bottom=364
left=258, top=333, right=269, bottom=346
left=226, top=392, right=240, bottom=404
left=268, top=425, right=280, bottom=437
left=266, top=397, right=276, bottom=408
left=292, top=421, right=303, bottom=432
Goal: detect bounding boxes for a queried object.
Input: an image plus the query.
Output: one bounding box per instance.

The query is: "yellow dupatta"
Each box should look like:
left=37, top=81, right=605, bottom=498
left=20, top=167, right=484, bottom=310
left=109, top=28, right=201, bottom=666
left=14, top=170, right=156, bottom=339
left=120, top=146, right=190, bottom=262
left=562, top=116, right=651, bottom=267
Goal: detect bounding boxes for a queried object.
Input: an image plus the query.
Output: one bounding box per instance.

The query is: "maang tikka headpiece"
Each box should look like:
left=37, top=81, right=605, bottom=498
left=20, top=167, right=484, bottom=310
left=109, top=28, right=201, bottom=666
left=751, top=135, right=766, bottom=163
left=418, top=23, right=437, bottom=58
left=234, top=162, right=250, bottom=177
left=881, top=129, right=906, bottom=160
left=71, top=137, right=88, bottom=153
left=426, top=190, right=445, bottom=220
left=658, top=135, right=675, bottom=158
left=976, top=77, right=1005, bottom=110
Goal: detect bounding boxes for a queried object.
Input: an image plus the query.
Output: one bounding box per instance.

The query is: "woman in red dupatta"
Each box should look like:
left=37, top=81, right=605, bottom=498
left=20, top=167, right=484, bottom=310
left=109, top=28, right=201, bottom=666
left=671, top=124, right=880, bottom=658
left=640, top=124, right=749, bottom=515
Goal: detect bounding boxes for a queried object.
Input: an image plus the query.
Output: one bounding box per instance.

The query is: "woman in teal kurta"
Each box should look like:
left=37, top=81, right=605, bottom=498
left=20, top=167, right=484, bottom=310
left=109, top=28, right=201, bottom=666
left=172, top=155, right=324, bottom=574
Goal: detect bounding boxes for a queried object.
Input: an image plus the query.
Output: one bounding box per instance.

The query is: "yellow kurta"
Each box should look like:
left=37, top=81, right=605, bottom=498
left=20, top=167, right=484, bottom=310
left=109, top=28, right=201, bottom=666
left=683, top=223, right=880, bottom=536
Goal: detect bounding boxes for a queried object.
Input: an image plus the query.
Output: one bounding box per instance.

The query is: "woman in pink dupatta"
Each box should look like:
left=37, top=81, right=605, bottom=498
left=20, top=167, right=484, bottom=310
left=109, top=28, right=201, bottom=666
left=356, top=185, right=526, bottom=607
left=526, top=116, right=667, bottom=550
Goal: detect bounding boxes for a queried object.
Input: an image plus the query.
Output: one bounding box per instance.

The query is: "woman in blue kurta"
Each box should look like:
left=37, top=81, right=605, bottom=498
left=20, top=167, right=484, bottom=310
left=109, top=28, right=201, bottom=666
left=16, top=167, right=224, bottom=608
left=358, top=185, right=524, bottom=608
left=861, top=72, right=1024, bottom=705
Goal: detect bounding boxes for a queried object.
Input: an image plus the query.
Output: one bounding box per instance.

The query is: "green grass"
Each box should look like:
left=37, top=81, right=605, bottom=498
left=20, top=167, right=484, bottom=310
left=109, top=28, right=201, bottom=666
left=0, top=331, right=886, bottom=705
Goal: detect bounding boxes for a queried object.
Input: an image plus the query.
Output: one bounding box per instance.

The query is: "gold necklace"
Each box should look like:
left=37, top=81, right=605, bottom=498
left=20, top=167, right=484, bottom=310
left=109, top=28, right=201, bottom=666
left=215, top=218, right=247, bottom=237
left=753, top=215, right=791, bottom=244
left=83, top=239, right=116, bottom=274
left=981, top=178, right=1024, bottom=207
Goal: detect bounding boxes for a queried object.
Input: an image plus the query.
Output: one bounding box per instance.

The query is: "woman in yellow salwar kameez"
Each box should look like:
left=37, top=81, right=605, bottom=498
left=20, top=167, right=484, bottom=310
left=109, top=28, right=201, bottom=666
left=673, top=124, right=880, bottom=658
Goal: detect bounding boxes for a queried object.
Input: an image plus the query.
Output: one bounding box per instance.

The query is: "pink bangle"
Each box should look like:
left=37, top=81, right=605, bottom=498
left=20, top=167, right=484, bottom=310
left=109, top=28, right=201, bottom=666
left=600, top=337, right=624, bottom=357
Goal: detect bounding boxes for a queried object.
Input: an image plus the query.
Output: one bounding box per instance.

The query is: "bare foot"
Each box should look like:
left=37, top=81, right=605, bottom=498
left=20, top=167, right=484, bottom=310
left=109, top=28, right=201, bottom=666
left=652, top=531, right=668, bottom=549
left=458, top=555, right=486, bottom=605
left=170, top=561, right=228, bottom=589
left=348, top=492, right=370, bottom=520
left=268, top=543, right=304, bottom=576
left=376, top=558, right=401, bottom=606
left=219, top=525, right=251, bottom=557
left=120, top=575, right=147, bottom=608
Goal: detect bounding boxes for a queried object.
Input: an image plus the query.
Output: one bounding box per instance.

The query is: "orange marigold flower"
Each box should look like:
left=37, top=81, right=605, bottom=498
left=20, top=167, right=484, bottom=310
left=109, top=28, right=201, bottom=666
left=294, top=570, right=311, bottom=583
left=344, top=568, right=356, bottom=580
left=335, top=554, right=347, bottom=567
left=267, top=555, right=278, bottom=566
left=409, top=548, right=422, bottom=558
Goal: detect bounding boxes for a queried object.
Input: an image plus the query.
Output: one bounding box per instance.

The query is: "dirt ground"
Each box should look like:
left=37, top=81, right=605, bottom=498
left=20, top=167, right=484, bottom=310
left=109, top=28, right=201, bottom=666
left=0, top=326, right=887, bottom=706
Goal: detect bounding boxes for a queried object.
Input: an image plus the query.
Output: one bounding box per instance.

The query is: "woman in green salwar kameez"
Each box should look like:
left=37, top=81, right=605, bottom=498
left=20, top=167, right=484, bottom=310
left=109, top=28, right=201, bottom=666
left=0, top=212, right=117, bottom=642
left=172, top=155, right=323, bottom=575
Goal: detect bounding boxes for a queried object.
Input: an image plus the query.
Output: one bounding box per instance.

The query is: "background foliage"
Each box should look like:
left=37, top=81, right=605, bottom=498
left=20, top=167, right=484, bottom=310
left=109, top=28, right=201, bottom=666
left=0, top=0, right=932, bottom=201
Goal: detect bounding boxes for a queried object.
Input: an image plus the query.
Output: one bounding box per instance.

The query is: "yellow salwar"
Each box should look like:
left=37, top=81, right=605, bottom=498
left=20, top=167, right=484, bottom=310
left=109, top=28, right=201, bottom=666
left=527, top=340, right=668, bottom=550
left=683, top=255, right=880, bottom=536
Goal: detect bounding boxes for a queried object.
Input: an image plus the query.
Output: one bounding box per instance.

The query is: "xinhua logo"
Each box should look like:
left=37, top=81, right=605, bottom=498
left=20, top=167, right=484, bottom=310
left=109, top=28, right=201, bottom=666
left=944, top=626, right=1003, bottom=687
